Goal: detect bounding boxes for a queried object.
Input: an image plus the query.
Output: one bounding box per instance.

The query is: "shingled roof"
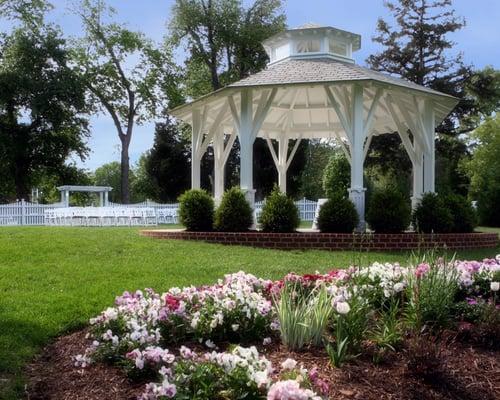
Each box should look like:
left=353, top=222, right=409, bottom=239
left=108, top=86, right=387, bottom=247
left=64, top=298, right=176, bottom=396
left=229, top=57, right=453, bottom=99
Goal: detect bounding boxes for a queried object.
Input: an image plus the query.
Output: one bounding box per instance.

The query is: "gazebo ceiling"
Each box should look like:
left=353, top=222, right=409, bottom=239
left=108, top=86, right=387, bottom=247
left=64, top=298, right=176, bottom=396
left=170, top=57, right=458, bottom=141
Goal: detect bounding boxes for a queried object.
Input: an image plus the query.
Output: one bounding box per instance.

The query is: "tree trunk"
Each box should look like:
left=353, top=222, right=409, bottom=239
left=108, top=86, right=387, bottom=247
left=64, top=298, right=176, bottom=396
left=120, top=136, right=131, bottom=204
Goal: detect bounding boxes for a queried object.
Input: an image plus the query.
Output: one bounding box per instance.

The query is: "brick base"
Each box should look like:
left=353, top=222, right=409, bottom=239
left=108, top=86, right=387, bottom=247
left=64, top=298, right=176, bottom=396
left=140, top=230, right=499, bottom=251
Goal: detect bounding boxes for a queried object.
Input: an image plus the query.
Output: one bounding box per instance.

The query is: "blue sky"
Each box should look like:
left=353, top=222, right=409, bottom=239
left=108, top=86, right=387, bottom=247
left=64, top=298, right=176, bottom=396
left=7, top=0, right=500, bottom=170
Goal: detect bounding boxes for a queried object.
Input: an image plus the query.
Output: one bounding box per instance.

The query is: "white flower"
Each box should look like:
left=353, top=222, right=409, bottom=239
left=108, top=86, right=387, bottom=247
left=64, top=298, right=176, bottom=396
left=205, top=339, right=216, bottom=349
left=491, top=281, right=499, bottom=292
left=263, top=337, right=272, bottom=346
left=393, top=282, right=405, bottom=292
left=281, top=358, right=297, bottom=370
left=335, top=301, right=350, bottom=315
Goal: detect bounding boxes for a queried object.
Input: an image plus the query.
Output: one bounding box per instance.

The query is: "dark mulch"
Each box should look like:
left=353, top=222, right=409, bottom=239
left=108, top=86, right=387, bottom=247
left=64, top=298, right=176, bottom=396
left=25, top=330, right=500, bottom=400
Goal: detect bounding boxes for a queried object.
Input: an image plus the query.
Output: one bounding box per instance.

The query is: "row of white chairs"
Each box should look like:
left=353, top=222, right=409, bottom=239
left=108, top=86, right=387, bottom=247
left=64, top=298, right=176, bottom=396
left=44, top=207, right=160, bottom=226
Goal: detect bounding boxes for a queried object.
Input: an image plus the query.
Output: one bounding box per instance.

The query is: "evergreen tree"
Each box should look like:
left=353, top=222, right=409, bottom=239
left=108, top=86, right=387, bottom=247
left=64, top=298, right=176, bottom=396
left=144, top=119, right=191, bottom=202
left=365, top=0, right=500, bottom=195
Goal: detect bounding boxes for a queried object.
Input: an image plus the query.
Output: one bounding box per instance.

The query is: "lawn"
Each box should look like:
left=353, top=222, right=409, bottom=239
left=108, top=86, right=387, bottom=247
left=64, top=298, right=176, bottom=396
left=0, top=226, right=498, bottom=399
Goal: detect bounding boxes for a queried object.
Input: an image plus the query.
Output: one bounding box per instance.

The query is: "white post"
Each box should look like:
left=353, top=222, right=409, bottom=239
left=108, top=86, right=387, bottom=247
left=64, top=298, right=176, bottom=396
left=239, top=89, right=256, bottom=209
left=277, top=136, right=288, bottom=193
left=423, top=99, right=435, bottom=193
left=412, top=141, right=424, bottom=209
left=349, top=84, right=366, bottom=231
left=64, top=190, right=69, bottom=207
left=104, top=191, right=109, bottom=206
left=191, top=107, right=202, bottom=189
left=213, top=131, right=225, bottom=202
left=99, top=192, right=104, bottom=207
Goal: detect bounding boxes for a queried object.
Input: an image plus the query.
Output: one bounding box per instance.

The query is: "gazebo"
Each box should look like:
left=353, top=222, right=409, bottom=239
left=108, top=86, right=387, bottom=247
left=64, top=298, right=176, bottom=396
left=57, top=185, right=112, bottom=207
left=170, top=24, right=458, bottom=228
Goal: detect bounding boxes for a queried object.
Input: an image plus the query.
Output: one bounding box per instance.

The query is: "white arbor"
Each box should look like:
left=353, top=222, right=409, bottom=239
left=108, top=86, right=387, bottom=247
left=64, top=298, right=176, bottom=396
left=170, top=24, right=458, bottom=229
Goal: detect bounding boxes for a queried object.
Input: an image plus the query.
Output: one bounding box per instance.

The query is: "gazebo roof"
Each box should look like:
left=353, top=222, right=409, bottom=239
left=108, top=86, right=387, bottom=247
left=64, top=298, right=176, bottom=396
left=170, top=25, right=458, bottom=143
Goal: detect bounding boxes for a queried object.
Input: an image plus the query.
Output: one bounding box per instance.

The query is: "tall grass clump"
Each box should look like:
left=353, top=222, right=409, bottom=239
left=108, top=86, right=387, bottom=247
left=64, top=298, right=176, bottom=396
left=273, top=282, right=332, bottom=350
left=405, top=254, right=459, bottom=331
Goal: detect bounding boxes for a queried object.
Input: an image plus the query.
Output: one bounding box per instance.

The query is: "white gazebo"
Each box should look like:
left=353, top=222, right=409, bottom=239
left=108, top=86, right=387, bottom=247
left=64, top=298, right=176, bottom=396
left=170, top=24, right=458, bottom=229
left=57, top=185, right=112, bottom=207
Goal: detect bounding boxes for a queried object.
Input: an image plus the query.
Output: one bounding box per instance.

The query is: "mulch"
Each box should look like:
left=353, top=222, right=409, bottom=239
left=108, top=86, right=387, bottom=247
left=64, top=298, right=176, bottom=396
left=25, top=330, right=500, bottom=400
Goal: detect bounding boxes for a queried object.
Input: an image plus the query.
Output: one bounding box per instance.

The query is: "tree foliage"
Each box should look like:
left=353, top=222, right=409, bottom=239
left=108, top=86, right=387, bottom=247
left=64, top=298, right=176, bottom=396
left=464, top=116, right=500, bottom=226
left=322, top=153, right=350, bottom=198
left=143, top=119, right=191, bottom=202
left=72, top=0, right=182, bottom=203
left=0, top=25, right=89, bottom=200
left=170, top=0, right=285, bottom=94
left=366, top=0, right=500, bottom=197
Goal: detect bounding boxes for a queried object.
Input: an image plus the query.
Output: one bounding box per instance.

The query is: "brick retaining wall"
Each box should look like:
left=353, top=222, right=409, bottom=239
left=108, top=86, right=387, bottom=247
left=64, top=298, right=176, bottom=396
left=140, top=230, right=499, bottom=251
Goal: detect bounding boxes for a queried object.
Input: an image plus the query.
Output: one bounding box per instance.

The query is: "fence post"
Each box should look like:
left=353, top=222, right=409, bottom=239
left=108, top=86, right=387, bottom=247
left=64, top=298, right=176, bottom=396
left=21, top=199, right=26, bottom=225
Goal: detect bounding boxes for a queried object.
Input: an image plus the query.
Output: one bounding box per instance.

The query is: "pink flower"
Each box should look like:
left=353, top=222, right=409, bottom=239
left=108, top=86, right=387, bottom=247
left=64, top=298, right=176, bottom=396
left=415, top=263, right=430, bottom=278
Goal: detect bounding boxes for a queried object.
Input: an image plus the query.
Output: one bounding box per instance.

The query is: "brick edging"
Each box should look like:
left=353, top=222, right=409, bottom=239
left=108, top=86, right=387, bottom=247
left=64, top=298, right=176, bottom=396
left=140, top=230, right=499, bottom=251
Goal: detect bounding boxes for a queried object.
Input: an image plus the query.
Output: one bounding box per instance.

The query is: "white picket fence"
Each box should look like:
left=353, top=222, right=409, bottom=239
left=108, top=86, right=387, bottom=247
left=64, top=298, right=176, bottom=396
left=0, top=198, right=318, bottom=226
left=0, top=200, right=64, bottom=226
left=255, top=198, right=317, bottom=221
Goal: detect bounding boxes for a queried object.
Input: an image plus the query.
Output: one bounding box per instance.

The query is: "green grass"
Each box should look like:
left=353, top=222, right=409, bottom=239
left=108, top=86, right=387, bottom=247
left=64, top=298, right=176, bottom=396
left=0, top=226, right=498, bottom=399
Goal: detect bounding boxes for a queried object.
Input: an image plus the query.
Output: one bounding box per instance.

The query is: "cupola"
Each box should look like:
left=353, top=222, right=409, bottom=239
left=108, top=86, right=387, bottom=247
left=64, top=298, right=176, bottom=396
left=263, top=23, right=361, bottom=65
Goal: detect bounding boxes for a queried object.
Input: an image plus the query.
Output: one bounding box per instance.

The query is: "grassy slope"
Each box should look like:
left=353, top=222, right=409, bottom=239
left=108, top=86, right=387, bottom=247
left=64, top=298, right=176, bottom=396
left=0, top=226, right=498, bottom=398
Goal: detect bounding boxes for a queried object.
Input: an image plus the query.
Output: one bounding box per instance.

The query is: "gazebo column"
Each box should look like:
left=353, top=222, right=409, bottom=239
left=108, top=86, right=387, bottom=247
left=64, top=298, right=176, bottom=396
left=191, top=107, right=203, bottom=189
left=239, top=89, right=255, bottom=207
left=349, top=84, right=366, bottom=230
left=99, top=192, right=104, bottom=207
left=213, top=130, right=237, bottom=202
left=213, top=131, right=225, bottom=201
left=412, top=143, right=424, bottom=209
left=104, top=191, right=109, bottom=206
left=265, top=133, right=302, bottom=194
left=423, top=99, right=435, bottom=193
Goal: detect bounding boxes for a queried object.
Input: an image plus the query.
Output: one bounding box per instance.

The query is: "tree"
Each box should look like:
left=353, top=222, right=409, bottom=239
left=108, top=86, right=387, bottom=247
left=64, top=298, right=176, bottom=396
left=170, top=0, right=296, bottom=196
left=464, top=116, right=500, bottom=226
left=322, top=153, right=351, bottom=199
left=72, top=0, right=182, bottom=203
left=365, top=0, right=500, bottom=196
left=144, top=119, right=191, bottom=202
left=299, top=141, right=335, bottom=200
left=170, top=0, right=285, bottom=93
left=0, top=25, right=89, bottom=200
left=94, top=161, right=137, bottom=203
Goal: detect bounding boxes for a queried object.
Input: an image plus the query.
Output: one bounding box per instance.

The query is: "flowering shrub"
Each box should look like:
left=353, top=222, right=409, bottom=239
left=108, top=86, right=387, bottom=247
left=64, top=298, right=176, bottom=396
left=140, top=346, right=274, bottom=399
left=74, top=255, right=500, bottom=398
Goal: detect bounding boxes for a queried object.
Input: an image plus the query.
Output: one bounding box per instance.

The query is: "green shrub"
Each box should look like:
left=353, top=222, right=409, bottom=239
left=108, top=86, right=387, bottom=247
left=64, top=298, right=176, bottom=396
left=366, top=186, right=411, bottom=233
left=322, top=153, right=350, bottom=198
left=412, top=192, right=453, bottom=233
left=443, top=193, right=477, bottom=233
left=317, top=194, right=359, bottom=233
left=258, top=187, right=299, bottom=233
left=178, top=189, right=214, bottom=231
left=214, top=187, right=253, bottom=232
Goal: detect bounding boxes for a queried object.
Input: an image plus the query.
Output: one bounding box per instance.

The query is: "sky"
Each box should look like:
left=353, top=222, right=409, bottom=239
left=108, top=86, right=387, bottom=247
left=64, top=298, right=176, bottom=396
left=5, top=0, right=500, bottom=171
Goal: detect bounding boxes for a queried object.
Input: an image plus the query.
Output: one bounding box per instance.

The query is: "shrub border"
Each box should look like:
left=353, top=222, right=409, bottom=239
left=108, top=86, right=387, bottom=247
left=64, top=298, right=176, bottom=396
left=140, top=230, right=499, bottom=251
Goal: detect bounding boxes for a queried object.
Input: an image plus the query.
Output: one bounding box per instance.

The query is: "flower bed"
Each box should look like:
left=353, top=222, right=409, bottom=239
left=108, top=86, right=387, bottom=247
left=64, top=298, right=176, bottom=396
left=28, top=255, right=500, bottom=399
left=140, top=230, right=499, bottom=251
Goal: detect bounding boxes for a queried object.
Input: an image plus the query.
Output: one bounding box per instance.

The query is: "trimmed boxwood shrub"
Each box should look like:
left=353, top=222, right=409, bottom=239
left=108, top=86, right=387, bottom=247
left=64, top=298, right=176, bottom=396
left=412, top=192, right=453, bottom=233
left=443, top=193, right=477, bottom=233
left=317, top=193, right=359, bottom=233
left=178, top=189, right=214, bottom=231
left=214, top=187, right=253, bottom=232
left=322, top=153, right=350, bottom=198
left=259, top=187, right=300, bottom=233
left=366, top=186, right=411, bottom=233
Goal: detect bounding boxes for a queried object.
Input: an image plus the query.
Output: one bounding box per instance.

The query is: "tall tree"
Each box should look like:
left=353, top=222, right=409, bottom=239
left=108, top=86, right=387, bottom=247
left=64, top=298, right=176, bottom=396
left=170, top=0, right=285, bottom=93
left=170, top=0, right=308, bottom=197
left=144, top=119, right=191, bottom=202
left=72, top=0, right=182, bottom=203
left=365, top=0, right=500, bottom=195
left=0, top=25, right=89, bottom=200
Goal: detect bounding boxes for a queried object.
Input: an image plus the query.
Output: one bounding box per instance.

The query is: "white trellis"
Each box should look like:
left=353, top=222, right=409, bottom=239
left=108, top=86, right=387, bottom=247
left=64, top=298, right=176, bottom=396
left=170, top=24, right=458, bottom=230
